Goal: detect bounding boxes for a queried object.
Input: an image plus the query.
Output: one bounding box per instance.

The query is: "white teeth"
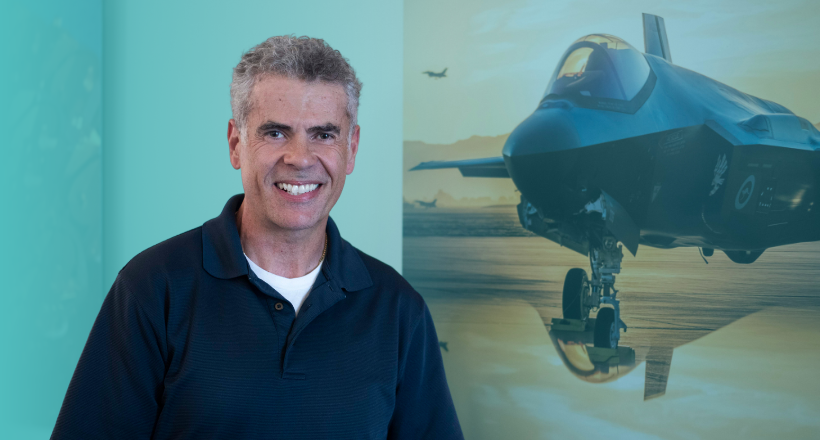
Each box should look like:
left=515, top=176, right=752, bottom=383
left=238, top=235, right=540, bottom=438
left=277, top=183, right=320, bottom=196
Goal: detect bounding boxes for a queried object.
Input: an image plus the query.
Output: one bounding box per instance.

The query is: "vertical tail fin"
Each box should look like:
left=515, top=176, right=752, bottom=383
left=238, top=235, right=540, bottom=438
left=644, top=346, right=673, bottom=400
left=642, top=13, right=672, bottom=63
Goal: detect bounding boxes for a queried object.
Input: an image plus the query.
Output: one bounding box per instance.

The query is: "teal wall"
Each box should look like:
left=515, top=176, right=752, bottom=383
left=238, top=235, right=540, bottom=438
left=0, top=1, right=103, bottom=438
left=1, top=1, right=402, bottom=437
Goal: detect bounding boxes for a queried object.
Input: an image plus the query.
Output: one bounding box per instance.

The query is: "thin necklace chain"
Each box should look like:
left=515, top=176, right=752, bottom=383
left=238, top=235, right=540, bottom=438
left=308, top=234, right=328, bottom=276
left=236, top=209, right=327, bottom=277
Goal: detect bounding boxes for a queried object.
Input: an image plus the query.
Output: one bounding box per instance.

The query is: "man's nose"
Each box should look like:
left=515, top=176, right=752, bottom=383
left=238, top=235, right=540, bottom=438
left=282, top=135, right=316, bottom=168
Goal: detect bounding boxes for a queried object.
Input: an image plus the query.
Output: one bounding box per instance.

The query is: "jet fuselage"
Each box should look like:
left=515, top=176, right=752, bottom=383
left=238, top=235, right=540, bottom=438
left=503, top=46, right=820, bottom=253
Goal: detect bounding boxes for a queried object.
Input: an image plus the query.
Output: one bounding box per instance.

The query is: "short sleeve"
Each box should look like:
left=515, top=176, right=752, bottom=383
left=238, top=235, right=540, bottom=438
left=51, top=271, right=167, bottom=439
left=387, top=303, right=463, bottom=439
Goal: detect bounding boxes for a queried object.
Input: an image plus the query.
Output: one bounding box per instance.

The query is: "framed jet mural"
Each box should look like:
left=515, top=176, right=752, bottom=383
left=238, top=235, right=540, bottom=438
left=403, top=1, right=820, bottom=438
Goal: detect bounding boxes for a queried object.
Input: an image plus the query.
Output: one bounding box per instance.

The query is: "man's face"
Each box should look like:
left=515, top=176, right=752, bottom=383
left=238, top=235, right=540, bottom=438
left=228, top=75, right=359, bottom=232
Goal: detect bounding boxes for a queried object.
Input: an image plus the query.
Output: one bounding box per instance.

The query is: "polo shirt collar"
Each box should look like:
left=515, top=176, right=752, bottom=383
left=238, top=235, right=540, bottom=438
left=202, top=194, right=373, bottom=292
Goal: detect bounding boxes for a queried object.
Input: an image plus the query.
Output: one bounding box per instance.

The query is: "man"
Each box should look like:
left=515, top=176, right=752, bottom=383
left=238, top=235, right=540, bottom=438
left=52, top=36, right=463, bottom=439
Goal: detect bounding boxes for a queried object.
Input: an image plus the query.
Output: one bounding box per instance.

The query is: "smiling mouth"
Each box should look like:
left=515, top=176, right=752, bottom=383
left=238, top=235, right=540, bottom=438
left=276, top=182, right=321, bottom=196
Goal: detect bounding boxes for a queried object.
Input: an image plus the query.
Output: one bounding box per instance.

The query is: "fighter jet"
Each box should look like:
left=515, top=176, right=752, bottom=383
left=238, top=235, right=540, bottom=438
left=412, top=14, right=820, bottom=350
left=422, top=68, right=447, bottom=79
left=415, top=199, right=438, bottom=208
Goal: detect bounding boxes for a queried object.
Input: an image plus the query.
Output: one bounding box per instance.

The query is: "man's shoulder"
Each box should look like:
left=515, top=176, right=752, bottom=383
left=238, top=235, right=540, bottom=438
left=106, top=227, right=204, bottom=315
left=119, top=226, right=203, bottom=280
left=350, top=245, right=426, bottom=312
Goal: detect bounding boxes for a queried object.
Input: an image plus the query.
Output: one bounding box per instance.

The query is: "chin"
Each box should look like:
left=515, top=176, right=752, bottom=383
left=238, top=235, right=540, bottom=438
left=270, top=212, right=323, bottom=231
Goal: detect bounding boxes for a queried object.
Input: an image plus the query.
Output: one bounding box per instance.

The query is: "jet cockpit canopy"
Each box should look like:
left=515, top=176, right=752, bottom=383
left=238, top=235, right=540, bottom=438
left=545, top=34, right=651, bottom=103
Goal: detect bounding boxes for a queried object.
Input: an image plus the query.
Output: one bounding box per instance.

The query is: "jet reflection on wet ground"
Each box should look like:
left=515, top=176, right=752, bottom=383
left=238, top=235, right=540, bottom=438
left=404, top=207, right=820, bottom=440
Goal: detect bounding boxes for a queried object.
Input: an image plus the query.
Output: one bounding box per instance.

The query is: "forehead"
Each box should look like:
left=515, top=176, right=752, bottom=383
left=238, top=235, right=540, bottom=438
left=249, top=75, right=348, bottom=125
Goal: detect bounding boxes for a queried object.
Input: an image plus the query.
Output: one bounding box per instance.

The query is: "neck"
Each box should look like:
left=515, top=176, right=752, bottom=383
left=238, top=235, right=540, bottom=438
left=236, top=201, right=327, bottom=279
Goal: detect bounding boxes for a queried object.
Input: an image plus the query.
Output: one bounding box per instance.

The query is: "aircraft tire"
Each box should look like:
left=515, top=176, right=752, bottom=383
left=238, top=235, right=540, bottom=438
left=594, top=308, right=618, bottom=348
left=562, top=268, right=589, bottom=320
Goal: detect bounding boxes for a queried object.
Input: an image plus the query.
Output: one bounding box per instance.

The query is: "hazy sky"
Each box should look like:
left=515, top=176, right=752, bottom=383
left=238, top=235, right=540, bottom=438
left=404, top=0, right=820, bottom=144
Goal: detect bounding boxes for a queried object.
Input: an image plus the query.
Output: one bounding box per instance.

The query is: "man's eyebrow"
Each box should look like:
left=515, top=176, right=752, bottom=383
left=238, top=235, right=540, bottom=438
left=256, top=121, right=292, bottom=136
left=307, top=123, right=341, bottom=135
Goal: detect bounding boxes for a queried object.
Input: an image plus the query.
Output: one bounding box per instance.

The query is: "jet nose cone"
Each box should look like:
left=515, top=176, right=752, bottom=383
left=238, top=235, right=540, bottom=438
left=502, top=107, right=581, bottom=208
left=503, top=107, right=580, bottom=159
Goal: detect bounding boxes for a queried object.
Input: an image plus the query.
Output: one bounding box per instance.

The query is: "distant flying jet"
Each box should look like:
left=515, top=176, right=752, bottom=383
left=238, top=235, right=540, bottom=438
left=415, top=199, right=437, bottom=208
left=422, top=68, right=447, bottom=79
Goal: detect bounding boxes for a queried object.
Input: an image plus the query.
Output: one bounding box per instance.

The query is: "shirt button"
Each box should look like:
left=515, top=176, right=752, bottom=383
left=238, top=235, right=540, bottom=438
left=274, top=302, right=284, bottom=311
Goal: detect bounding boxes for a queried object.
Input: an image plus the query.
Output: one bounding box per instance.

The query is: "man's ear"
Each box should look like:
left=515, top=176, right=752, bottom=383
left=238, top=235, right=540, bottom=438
left=346, top=125, right=360, bottom=175
left=228, top=119, right=242, bottom=170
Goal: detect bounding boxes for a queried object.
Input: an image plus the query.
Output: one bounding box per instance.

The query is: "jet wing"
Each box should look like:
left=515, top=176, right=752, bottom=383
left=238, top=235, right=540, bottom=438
left=410, top=156, right=510, bottom=178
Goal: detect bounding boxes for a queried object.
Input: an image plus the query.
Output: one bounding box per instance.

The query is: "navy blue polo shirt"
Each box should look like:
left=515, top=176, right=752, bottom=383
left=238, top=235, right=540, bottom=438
left=52, top=194, right=463, bottom=440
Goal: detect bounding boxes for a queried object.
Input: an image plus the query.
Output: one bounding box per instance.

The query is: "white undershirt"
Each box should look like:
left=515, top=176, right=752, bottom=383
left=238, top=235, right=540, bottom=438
left=245, top=254, right=323, bottom=316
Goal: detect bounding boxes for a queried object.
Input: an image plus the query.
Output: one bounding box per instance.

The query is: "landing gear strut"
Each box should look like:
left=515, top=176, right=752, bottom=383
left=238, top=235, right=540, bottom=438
left=561, top=234, right=628, bottom=348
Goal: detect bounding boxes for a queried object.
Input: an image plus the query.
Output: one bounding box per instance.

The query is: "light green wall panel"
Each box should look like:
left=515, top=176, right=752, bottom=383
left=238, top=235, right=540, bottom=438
left=0, top=1, right=103, bottom=437
left=0, top=0, right=402, bottom=437
left=103, top=0, right=404, bottom=288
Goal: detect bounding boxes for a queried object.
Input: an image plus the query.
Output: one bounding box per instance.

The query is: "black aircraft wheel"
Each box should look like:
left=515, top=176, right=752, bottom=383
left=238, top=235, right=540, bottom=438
left=562, top=268, right=589, bottom=320
left=594, top=308, right=618, bottom=348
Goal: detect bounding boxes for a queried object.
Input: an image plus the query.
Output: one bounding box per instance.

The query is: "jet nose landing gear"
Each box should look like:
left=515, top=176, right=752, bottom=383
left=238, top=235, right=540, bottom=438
left=561, top=234, right=628, bottom=348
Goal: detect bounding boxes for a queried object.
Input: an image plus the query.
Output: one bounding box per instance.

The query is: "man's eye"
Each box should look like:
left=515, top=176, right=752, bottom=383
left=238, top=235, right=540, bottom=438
left=267, top=130, right=283, bottom=138
left=318, top=133, right=334, bottom=140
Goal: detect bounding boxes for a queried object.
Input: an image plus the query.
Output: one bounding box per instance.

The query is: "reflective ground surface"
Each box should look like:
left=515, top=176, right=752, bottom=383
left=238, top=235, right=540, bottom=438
left=405, top=207, right=820, bottom=440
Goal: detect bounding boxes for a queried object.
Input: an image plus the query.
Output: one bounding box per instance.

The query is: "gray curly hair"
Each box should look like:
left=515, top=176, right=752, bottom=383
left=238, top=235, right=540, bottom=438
left=230, top=35, right=363, bottom=141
